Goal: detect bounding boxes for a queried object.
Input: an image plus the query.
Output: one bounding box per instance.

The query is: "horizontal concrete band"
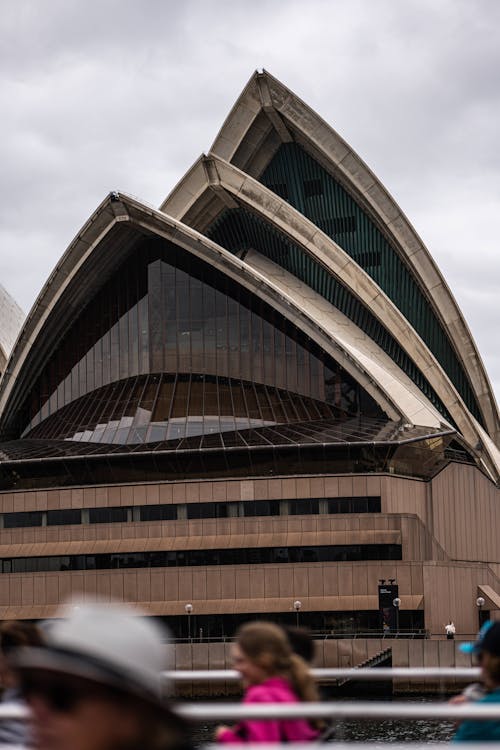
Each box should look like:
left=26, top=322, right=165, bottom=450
left=0, top=595, right=424, bottom=620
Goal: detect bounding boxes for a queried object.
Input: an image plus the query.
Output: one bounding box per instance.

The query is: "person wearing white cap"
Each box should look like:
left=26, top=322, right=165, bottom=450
left=8, top=601, right=192, bottom=750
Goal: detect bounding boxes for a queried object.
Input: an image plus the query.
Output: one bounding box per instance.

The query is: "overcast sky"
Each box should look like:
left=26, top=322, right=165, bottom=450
left=0, top=0, right=499, bottom=406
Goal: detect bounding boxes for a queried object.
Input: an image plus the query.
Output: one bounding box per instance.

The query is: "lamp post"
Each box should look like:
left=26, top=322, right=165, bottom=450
left=476, top=596, right=486, bottom=627
left=293, top=600, right=302, bottom=627
left=185, top=603, right=193, bottom=641
left=393, top=597, right=401, bottom=635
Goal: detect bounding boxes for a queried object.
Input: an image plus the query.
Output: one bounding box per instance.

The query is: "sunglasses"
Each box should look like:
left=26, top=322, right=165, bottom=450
left=19, top=671, right=118, bottom=713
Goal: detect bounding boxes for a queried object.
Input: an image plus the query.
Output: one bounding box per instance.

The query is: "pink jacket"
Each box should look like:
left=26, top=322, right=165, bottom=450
left=217, top=676, right=319, bottom=744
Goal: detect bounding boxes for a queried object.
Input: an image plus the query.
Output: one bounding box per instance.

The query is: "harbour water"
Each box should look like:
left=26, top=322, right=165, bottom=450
left=191, top=696, right=456, bottom=745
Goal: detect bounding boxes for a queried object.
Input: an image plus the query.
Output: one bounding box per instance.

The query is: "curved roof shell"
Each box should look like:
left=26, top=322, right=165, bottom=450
left=169, top=69, right=498, bottom=447
left=0, top=194, right=446, bottom=440
left=161, top=154, right=499, bottom=480
left=1, top=72, right=498, bottom=483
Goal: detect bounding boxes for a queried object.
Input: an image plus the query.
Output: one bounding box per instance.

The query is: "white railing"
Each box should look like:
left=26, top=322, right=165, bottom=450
left=3, top=697, right=500, bottom=723
left=165, top=667, right=480, bottom=682
left=177, top=701, right=500, bottom=722
left=202, top=746, right=500, bottom=750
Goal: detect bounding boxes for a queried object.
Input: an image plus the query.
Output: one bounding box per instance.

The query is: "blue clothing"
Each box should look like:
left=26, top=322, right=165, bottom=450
left=454, top=688, right=500, bottom=742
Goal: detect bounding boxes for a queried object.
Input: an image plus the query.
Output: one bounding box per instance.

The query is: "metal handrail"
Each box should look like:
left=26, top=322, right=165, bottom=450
left=203, top=746, right=500, bottom=750
left=177, top=701, right=500, bottom=722
left=4, top=697, right=500, bottom=722
left=165, top=667, right=480, bottom=682
left=173, top=630, right=430, bottom=643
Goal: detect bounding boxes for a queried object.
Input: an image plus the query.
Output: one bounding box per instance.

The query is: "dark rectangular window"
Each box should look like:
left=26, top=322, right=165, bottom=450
left=47, top=509, right=82, bottom=526
left=186, top=503, right=228, bottom=519
left=289, top=499, right=317, bottom=515
left=0, top=544, right=401, bottom=574
left=327, top=497, right=381, bottom=514
left=88, top=507, right=128, bottom=524
left=139, top=505, right=177, bottom=522
left=3, top=511, right=43, bottom=529
left=318, top=216, right=356, bottom=236
left=241, top=500, right=280, bottom=517
left=332, top=216, right=356, bottom=234
left=0, top=496, right=381, bottom=531
left=303, top=179, right=322, bottom=198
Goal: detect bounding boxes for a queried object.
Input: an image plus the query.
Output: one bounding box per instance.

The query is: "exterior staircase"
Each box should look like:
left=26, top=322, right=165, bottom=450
left=336, top=647, right=392, bottom=688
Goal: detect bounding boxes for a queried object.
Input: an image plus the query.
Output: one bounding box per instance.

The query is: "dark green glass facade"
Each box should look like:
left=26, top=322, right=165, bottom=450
left=257, top=142, right=483, bottom=425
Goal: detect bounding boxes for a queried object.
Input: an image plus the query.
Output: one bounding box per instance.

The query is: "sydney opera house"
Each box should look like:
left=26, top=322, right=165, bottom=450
left=0, top=71, right=499, bottom=646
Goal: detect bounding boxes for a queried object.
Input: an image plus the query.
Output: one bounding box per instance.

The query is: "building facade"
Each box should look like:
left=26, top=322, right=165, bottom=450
left=0, top=71, right=499, bottom=642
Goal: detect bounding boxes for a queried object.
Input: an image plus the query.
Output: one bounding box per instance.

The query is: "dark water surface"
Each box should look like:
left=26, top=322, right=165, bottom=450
left=191, top=697, right=455, bottom=745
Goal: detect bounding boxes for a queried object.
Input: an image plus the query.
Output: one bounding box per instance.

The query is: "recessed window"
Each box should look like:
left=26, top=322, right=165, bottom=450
left=3, top=511, right=43, bottom=529
left=303, top=179, right=323, bottom=199
left=47, top=509, right=82, bottom=526
left=139, top=505, right=177, bottom=522
left=88, top=507, right=128, bottom=524
left=318, top=216, right=356, bottom=236
left=1, top=543, right=402, bottom=574
left=0, top=495, right=382, bottom=530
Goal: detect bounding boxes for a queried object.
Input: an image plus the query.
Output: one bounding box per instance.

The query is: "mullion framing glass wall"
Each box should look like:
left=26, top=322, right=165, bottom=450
left=22, top=239, right=382, bottom=441
left=26, top=374, right=343, bottom=443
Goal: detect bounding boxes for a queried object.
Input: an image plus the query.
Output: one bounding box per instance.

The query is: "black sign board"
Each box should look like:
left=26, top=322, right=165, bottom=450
left=378, top=583, right=399, bottom=631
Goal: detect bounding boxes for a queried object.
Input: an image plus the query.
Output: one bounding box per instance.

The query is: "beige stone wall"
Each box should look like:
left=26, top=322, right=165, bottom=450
left=0, top=560, right=425, bottom=620
left=0, top=473, right=416, bottom=513
left=422, top=562, right=500, bottom=638
left=430, top=463, right=500, bottom=562
left=0, top=468, right=498, bottom=632
left=0, top=513, right=438, bottom=561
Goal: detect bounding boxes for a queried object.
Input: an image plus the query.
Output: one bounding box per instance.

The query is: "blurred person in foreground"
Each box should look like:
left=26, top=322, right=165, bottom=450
left=0, top=620, right=44, bottom=746
left=9, top=601, right=192, bottom=750
left=215, top=621, right=320, bottom=743
left=283, top=626, right=316, bottom=665
left=283, top=624, right=337, bottom=741
left=453, top=621, right=500, bottom=742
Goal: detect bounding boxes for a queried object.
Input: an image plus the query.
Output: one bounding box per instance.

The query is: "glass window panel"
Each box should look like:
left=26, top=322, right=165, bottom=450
left=89, top=507, right=128, bottom=524
left=128, top=301, right=139, bottom=376
left=189, top=378, right=203, bottom=415
left=0, top=544, right=402, bottom=574
left=170, top=379, right=189, bottom=418
left=139, top=505, right=176, bottom=522
left=21, top=236, right=385, bottom=444
left=3, top=511, right=43, bottom=529
left=47, top=509, right=82, bottom=526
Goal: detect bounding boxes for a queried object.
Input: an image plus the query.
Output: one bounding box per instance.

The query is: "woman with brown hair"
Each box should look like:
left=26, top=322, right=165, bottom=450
left=215, top=621, right=320, bottom=744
